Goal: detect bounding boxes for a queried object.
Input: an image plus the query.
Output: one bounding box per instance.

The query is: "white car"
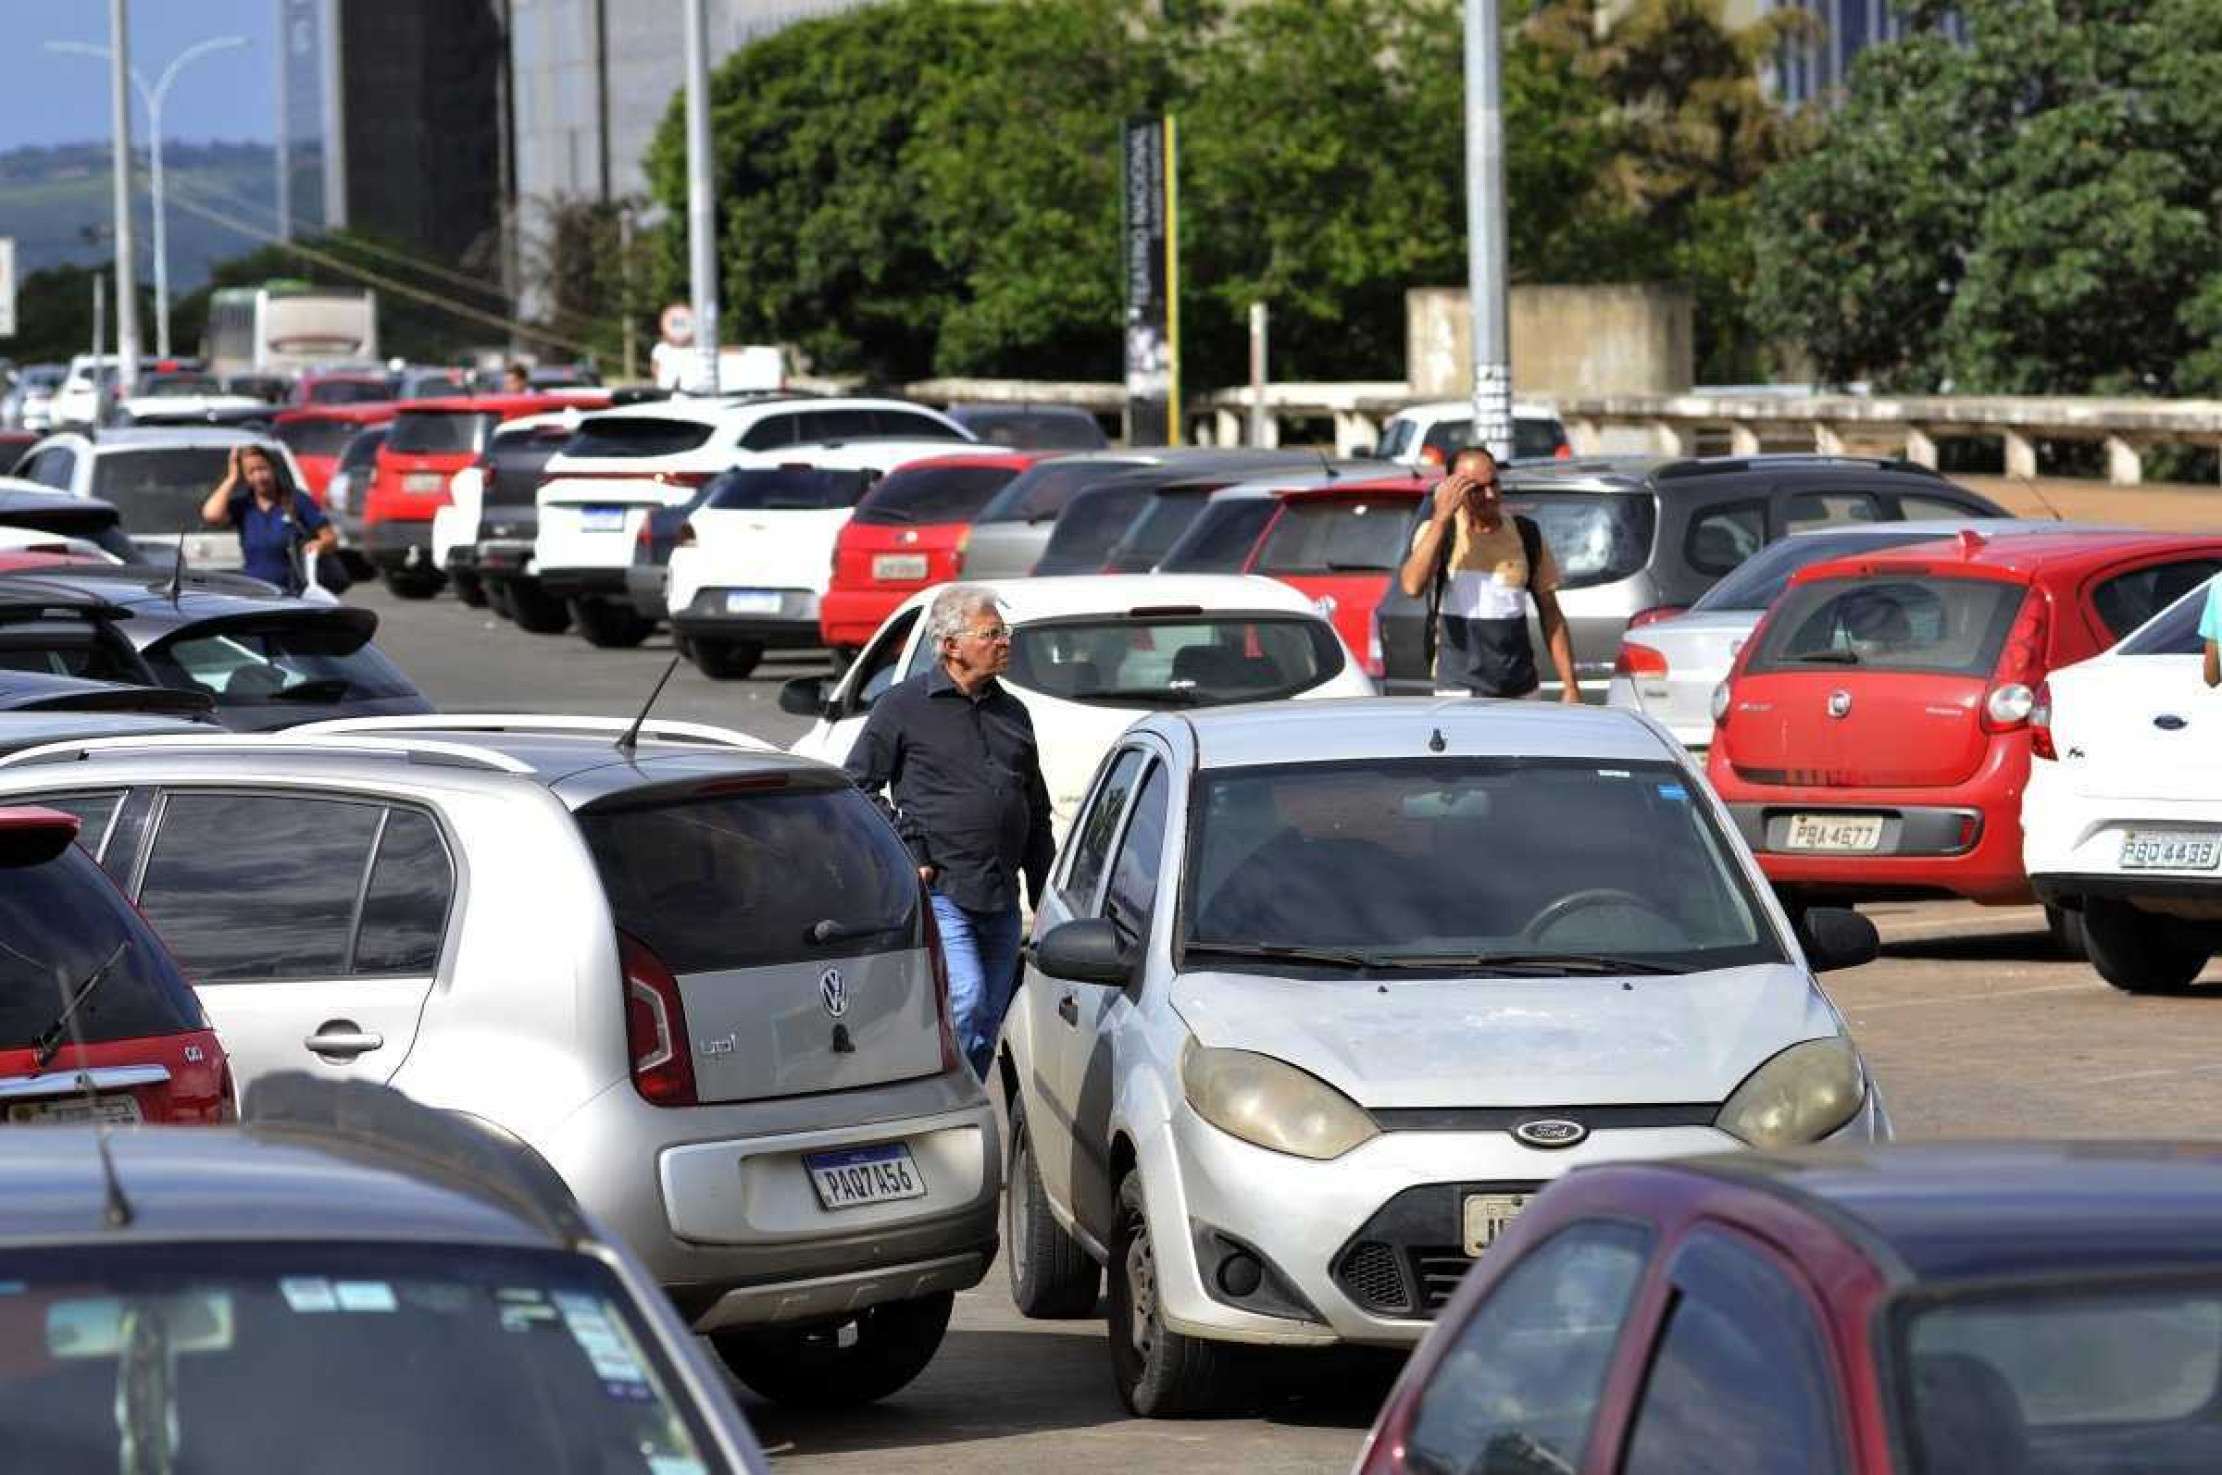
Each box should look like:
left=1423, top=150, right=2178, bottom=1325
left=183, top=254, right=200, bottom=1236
left=1372, top=399, right=1570, bottom=467
left=783, top=574, right=1378, bottom=835
left=6, top=363, right=65, bottom=432
left=119, top=371, right=265, bottom=423
left=2025, top=578, right=2222, bottom=993
left=999, top=698, right=1887, bottom=1415
left=11, top=428, right=315, bottom=570
left=667, top=440, right=977, bottom=678
left=430, top=407, right=591, bottom=611
left=51, top=354, right=120, bottom=428
left=533, top=395, right=973, bottom=648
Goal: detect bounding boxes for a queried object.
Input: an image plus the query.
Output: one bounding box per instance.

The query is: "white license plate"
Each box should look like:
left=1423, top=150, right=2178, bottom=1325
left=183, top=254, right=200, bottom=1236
left=1783, top=814, right=1886, bottom=852
left=872, top=553, right=929, bottom=582
left=804, top=1143, right=925, bottom=1210
left=724, top=589, right=783, bottom=615
left=1461, top=1192, right=1532, bottom=1256
left=403, top=472, right=445, bottom=494
left=2121, top=831, right=2222, bottom=871
left=9, top=1094, right=143, bottom=1126
left=579, top=506, right=628, bottom=532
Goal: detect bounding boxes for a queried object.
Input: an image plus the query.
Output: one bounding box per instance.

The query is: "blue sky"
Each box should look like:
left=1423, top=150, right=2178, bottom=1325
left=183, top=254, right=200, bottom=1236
left=0, top=0, right=277, bottom=151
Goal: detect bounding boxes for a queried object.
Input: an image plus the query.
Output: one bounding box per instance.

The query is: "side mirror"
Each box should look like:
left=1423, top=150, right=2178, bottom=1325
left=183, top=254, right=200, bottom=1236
left=1800, top=907, right=1879, bottom=972
left=1033, top=918, right=1133, bottom=987
left=778, top=675, right=828, bottom=717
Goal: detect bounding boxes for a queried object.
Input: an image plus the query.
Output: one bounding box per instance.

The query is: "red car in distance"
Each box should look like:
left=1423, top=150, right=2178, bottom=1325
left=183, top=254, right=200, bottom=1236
left=291, top=370, right=393, bottom=407
left=820, top=450, right=1055, bottom=655
left=1707, top=529, right=2222, bottom=919
left=1243, top=476, right=1436, bottom=677
left=0, top=807, right=233, bottom=1124
left=271, top=402, right=398, bottom=503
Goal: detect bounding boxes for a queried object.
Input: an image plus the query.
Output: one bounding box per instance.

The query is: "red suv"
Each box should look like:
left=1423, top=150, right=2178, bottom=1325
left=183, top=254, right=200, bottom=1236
left=1707, top=529, right=2222, bottom=913
left=1243, top=477, right=1435, bottom=676
left=819, top=450, right=1053, bottom=656
left=0, top=806, right=233, bottom=1123
left=270, top=402, right=398, bottom=503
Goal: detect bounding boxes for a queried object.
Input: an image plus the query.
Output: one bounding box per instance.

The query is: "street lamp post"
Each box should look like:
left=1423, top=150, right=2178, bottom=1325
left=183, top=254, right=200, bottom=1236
left=49, top=34, right=248, bottom=362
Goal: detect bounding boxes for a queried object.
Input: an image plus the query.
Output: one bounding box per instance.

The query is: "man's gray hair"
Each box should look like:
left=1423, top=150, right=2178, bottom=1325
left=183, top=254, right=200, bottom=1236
left=926, top=584, right=1003, bottom=648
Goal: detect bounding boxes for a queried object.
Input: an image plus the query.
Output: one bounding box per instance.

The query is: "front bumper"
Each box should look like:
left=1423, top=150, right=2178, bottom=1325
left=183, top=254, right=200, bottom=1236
left=670, top=588, right=824, bottom=648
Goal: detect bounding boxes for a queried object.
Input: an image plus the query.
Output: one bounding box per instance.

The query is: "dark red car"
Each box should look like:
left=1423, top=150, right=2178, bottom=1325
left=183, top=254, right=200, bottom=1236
left=1244, top=477, right=1436, bottom=677
left=820, top=450, right=1055, bottom=655
left=1707, top=529, right=2222, bottom=915
left=270, top=402, right=398, bottom=503
left=0, top=806, right=233, bottom=1124
left=291, top=371, right=393, bottom=408
left=1359, top=1144, right=2222, bottom=1475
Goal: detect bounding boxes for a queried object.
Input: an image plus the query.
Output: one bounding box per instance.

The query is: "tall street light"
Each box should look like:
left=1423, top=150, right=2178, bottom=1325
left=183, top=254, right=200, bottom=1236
left=50, top=33, right=249, bottom=361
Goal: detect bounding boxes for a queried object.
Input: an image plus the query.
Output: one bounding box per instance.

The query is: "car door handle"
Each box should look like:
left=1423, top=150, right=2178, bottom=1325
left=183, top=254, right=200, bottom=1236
left=305, top=1023, right=384, bottom=1060
left=1056, top=992, right=1079, bottom=1025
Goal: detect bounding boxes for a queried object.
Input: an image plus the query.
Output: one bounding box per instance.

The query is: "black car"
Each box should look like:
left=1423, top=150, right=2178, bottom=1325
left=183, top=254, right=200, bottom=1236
left=457, top=417, right=580, bottom=623
left=0, top=667, right=214, bottom=717
left=946, top=402, right=1110, bottom=451
left=1373, top=454, right=2012, bottom=696
left=0, top=482, right=148, bottom=565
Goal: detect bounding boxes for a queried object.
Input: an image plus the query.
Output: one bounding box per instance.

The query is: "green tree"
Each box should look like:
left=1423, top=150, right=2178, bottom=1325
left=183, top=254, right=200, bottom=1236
left=171, top=233, right=513, bottom=365
left=5, top=263, right=154, bottom=366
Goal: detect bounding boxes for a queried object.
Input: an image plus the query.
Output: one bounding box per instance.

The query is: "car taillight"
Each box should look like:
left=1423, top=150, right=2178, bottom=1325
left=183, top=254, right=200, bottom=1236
left=2030, top=679, right=2056, bottom=760
left=1365, top=617, right=1385, bottom=680
left=620, top=930, right=697, bottom=1106
left=652, top=470, right=714, bottom=489
left=1711, top=679, right=1733, bottom=725
left=919, top=892, right=964, bottom=1078
left=1554, top=442, right=1572, bottom=460
left=676, top=521, right=697, bottom=548
left=1626, top=606, right=1686, bottom=629
left=637, top=517, right=655, bottom=549
left=1614, top=641, right=1668, bottom=679
left=1982, top=588, right=2050, bottom=734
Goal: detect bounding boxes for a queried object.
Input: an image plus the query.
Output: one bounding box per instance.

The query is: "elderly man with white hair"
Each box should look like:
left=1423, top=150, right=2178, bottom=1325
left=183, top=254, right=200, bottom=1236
left=845, top=584, right=1054, bottom=1078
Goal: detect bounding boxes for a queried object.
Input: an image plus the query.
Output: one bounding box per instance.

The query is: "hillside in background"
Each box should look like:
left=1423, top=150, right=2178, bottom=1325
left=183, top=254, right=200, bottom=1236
left=1, top=141, right=283, bottom=293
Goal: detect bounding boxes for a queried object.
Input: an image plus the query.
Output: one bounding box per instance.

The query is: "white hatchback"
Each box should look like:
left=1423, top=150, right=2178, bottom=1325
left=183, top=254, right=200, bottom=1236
left=2025, top=577, right=2222, bottom=993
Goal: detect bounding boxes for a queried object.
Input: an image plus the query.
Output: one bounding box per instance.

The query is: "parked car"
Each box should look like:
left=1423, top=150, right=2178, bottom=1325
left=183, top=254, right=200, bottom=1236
left=1032, top=462, right=1361, bottom=578
left=1357, top=1142, right=2222, bottom=1475
left=433, top=408, right=593, bottom=616
left=0, top=1072, right=768, bottom=1472
left=1245, top=474, right=1438, bottom=676
left=1103, top=463, right=1390, bottom=577
left=1371, top=399, right=1572, bottom=466
left=1377, top=456, right=2013, bottom=700
left=292, top=369, right=394, bottom=407
left=945, top=402, right=1110, bottom=451
left=222, top=370, right=291, bottom=404
left=4, top=363, right=65, bottom=432
left=10, top=427, right=316, bottom=570
left=820, top=450, right=1056, bottom=658
left=323, top=421, right=389, bottom=567
left=51, top=354, right=120, bottom=428
left=117, top=365, right=265, bottom=426
left=0, top=803, right=233, bottom=1123
left=1003, top=699, right=1884, bottom=1415
left=1156, top=481, right=1294, bottom=575
left=620, top=484, right=718, bottom=632
left=0, top=482, right=148, bottom=564
left=0, top=716, right=1001, bottom=1408
left=785, top=574, right=1377, bottom=835
left=393, top=364, right=470, bottom=400
left=1708, top=528, right=2222, bottom=924
left=2025, top=575, right=2222, bottom=992
left=271, top=401, right=398, bottom=502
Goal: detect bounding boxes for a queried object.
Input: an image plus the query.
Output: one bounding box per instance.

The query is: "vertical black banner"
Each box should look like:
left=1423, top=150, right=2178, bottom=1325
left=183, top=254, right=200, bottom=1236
left=1122, top=116, right=1173, bottom=446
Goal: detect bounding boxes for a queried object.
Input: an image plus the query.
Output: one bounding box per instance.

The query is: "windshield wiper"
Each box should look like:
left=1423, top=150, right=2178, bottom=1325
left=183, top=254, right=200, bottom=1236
left=1183, top=940, right=1391, bottom=969
left=806, top=917, right=891, bottom=944
left=1789, top=648, right=1861, bottom=665
left=33, top=940, right=131, bottom=1068
left=1390, top=951, right=1684, bottom=976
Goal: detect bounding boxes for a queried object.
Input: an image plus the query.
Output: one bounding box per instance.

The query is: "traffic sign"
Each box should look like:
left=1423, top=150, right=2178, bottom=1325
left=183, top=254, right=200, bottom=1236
left=0, top=238, right=15, bottom=339
left=660, top=302, right=694, bottom=347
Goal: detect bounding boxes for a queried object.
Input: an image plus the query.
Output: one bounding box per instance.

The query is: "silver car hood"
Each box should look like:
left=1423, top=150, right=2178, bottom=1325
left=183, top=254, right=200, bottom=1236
left=1169, top=963, right=1839, bottom=1109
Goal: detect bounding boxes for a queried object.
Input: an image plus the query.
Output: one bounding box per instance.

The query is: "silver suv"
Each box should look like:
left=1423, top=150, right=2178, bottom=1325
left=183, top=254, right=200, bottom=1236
left=0, top=714, right=999, bottom=1407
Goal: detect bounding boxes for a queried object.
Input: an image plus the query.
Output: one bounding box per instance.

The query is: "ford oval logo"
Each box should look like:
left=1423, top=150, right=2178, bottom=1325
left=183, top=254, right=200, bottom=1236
left=1827, top=689, right=1853, bottom=720
left=820, top=967, right=848, bottom=1019
left=1514, top=1118, right=1588, bottom=1150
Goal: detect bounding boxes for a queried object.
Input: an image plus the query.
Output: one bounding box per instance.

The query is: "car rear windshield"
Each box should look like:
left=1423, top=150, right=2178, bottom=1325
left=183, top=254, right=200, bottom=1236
left=1181, top=757, right=1777, bottom=973
left=0, top=1243, right=728, bottom=1474
left=140, top=623, right=420, bottom=708
left=703, top=466, right=875, bottom=511
left=339, top=427, right=388, bottom=470
left=1160, top=498, right=1280, bottom=573
left=560, top=417, right=715, bottom=460
left=580, top=784, right=919, bottom=974
left=1748, top=574, right=2026, bottom=677
left=976, top=459, right=1149, bottom=524
left=306, top=379, right=393, bottom=405
left=960, top=411, right=1108, bottom=450
left=386, top=410, right=495, bottom=457
left=1691, top=530, right=1940, bottom=613
left=1104, top=487, right=1216, bottom=572
left=91, top=447, right=256, bottom=528
left=2119, top=580, right=2217, bottom=655
left=0, top=839, right=201, bottom=1049
left=1251, top=495, right=1419, bottom=575
left=1033, top=484, right=1152, bottom=574
left=1502, top=490, right=1657, bottom=589
left=1004, top=614, right=1344, bottom=706
left=272, top=418, right=363, bottom=459
left=850, top=464, right=1021, bottom=526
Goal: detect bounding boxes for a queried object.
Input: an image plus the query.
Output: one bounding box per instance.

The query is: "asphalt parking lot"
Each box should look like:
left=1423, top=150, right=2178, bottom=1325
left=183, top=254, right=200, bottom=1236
left=362, top=581, right=2222, bottom=1472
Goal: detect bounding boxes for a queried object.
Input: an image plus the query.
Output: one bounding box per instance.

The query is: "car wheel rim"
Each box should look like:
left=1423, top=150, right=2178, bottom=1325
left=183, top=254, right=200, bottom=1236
left=1125, top=1220, right=1157, bottom=1361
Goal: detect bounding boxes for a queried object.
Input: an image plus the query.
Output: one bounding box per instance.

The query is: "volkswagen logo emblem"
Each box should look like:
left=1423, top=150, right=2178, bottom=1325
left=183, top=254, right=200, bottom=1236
left=1513, top=1118, right=1588, bottom=1150
left=1827, top=689, right=1853, bottom=720
left=819, top=967, right=848, bottom=1019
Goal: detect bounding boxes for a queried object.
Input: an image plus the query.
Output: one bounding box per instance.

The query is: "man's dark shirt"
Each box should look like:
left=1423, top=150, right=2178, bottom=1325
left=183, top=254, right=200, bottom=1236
left=844, top=664, right=1054, bottom=913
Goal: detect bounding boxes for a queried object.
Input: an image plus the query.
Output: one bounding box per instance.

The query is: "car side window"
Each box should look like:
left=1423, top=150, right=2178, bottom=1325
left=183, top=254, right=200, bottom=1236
left=800, top=408, right=877, bottom=443
left=1685, top=502, right=1767, bottom=576
left=353, top=809, right=454, bottom=974
left=737, top=413, right=799, bottom=451
left=2091, top=559, right=2222, bottom=641
left=1620, top=1231, right=1845, bottom=1475
left=1405, top=1221, right=1654, bottom=1475
left=1782, top=491, right=1881, bottom=533
left=1062, top=749, right=1147, bottom=910
left=1101, top=762, right=1170, bottom=940
left=1895, top=492, right=1986, bottom=520
left=840, top=608, right=922, bottom=716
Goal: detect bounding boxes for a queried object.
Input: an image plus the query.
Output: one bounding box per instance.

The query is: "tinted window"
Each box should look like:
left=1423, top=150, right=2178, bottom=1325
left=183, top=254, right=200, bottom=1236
left=0, top=625, right=147, bottom=684
left=561, top=416, right=714, bottom=459
left=0, top=840, right=201, bottom=1048
left=2091, top=559, right=2222, bottom=641
left=1253, top=495, right=1421, bottom=575
left=797, top=408, right=877, bottom=443
left=93, top=447, right=257, bottom=528
left=272, top=418, right=363, bottom=458
left=2119, top=578, right=2214, bottom=655
left=483, top=428, right=571, bottom=508
left=976, top=458, right=1149, bottom=523
left=1378, top=418, right=1417, bottom=459
left=31, top=791, right=124, bottom=859
left=580, top=786, right=920, bottom=973
left=386, top=411, right=496, bottom=456
left=1008, top=615, right=1344, bottom=706
left=703, top=466, right=874, bottom=511
left=339, top=427, right=388, bottom=470
left=1502, top=490, right=1657, bottom=588
left=1783, top=490, right=1882, bottom=532
left=1898, top=493, right=1991, bottom=520
left=1102, top=763, right=1169, bottom=937
left=870, top=409, right=965, bottom=441
left=305, top=379, right=393, bottom=405
left=1750, top=576, right=2026, bottom=677
left=850, top=464, right=1021, bottom=526
left=736, top=413, right=801, bottom=451
left=353, top=809, right=452, bottom=974
left=141, top=374, right=222, bottom=397
left=136, top=793, right=384, bottom=982
left=1691, top=529, right=1937, bottom=612
left=1064, top=749, right=1146, bottom=909
left=1105, top=487, right=1214, bottom=571
left=26, top=450, right=74, bottom=490
left=1033, top=484, right=1153, bottom=574
left=1160, top=498, right=1279, bottom=572
left=1684, top=502, right=1767, bottom=578
left=141, top=623, right=419, bottom=710
left=959, top=410, right=1106, bottom=450
left=1406, top=1223, right=1653, bottom=1475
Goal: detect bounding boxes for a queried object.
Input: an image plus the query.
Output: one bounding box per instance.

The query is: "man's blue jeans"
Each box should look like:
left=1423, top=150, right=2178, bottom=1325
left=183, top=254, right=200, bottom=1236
left=930, top=893, right=1024, bottom=1080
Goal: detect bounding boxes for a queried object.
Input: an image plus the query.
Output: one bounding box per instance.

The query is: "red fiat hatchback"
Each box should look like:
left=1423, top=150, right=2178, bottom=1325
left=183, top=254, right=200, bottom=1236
left=1245, top=476, right=1435, bottom=676
left=1706, top=530, right=2222, bottom=915
left=0, top=806, right=232, bottom=1124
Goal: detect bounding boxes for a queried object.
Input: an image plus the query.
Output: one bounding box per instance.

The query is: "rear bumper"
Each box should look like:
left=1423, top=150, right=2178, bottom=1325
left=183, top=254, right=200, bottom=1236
left=671, top=588, right=824, bottom=647
left=364, top=521, right=435, bottom=571
left=1721, top=796, right=2027, bottom=904
left=536, top=566, right=630, bottom=600
left=476, top=538, right=534, bottom=579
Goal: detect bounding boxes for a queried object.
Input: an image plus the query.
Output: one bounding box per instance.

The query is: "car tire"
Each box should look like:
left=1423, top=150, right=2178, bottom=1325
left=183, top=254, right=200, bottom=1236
left=711, top=1292, right=954, bottom=1408
left=2044, top=904, right=2088, bottom=962
left=381, top=567, right=445, bottom=600
left=1108, top=1168, right=1233, bottom=1417
left=484, top=578, right=517, bottom=620
left=506, top=578, right=572, bottom=635
left=2084, top=898, right=2210, bottom=994
left=571, top=597, right=655, bottom=649
left=688, top=637, right=763, bottom=680
left=452, top=570, right=488, bottom=608
left=1007, top=1100, right=1101, bottom=1319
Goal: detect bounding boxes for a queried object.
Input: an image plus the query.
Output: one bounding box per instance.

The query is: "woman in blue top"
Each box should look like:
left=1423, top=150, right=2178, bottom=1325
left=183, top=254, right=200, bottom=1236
left=198, top=443, right=335, bottom=595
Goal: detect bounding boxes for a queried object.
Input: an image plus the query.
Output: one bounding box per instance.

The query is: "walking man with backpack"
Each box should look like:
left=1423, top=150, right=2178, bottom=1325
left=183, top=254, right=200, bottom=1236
left=1397, top=446, right=1581, bottom=701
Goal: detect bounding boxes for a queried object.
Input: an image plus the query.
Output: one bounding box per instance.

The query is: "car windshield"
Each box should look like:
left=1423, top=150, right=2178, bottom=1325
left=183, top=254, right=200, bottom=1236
left=1251, top=495, right=1420, bottom=575
left=996, top=614, right=1344, bottom=707
left=1902, top=1280, right=2222, bottom=1474
left=1692, top=530, right=1939, bottom=613
left=976, top=458, right=1149, bottom=524
left=0, top=1243, right=726, bottom=1473
left=1181, top=758, right=1777, bottom=972
left=386, top=410, right=496, bottom=456
left=1750, top=575, right=2025, bottom=677
left=2118, top=577, right=2217, bottom=656
left=849, top=463, right=1021, bottom=526
left=703, top=466, right=874, bottom=511
left=141, top=624, right=419, bottom=709
left=1033, top=484, right=1152, bottom=573
left=90, top=448, right=251, bottom=530
left=272, top=419, right=364, bottom=459
left=1160, top=498, right=1280, bottom=573
left=0, top=840, right=200, bottom=1051
left=1501, top=490, right=1656, bottom=589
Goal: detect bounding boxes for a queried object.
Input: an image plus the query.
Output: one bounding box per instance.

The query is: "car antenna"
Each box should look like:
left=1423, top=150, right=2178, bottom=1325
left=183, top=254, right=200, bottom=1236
left=49, top=951, right=135, bottom=1228
left=616, top=654, right=683, bottom=758
left=1317, top=449, right=1338, bottom=481
left=2020, top=479, right=2066, bottom=522
left=166, top=514, right=190, bottom=607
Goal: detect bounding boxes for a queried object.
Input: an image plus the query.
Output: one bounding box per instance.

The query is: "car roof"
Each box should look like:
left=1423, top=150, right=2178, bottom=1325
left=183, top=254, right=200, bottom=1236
left=876, top=448, right=1056, bottom=472
left=577, top=394, right=948, bottom=429
left=273, top=403, right=399, bottom=426
left=1139, top=696, right=1682, bottom=770
left=893, top=573, right=1323, bottom=624
left=1276, top=472, right=1437, bottom=501
left=78, top=426, right=278, bottom=451
left=0, top=710, right=215, bottom=754
left=1505, top=453, right=1958, bottom=496
left=0, top=570, right=341, bottom=638
left=392, top=392, right=602, bottom=417
left=1792, top=528, right=2222, bottom=586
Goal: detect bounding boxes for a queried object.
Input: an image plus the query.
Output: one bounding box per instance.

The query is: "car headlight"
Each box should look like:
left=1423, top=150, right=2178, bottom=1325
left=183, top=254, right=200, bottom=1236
left=1715, top=1036, right=1866, bottom=1148
left=1180, top=1041, right=1379, bottom=1160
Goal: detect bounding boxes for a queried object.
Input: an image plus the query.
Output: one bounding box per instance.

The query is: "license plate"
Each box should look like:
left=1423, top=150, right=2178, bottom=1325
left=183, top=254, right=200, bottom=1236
left=872, top=553, right=929, bottom=582
left=579, top=506, right=628, bottom=532
left=1461, top=1192, right=1531, bottom=1256
left=724, top=589, right=783, bottom=615
left=804, top=1143, right=925, bottom=1210
left=2121, top=831, right=2222, bottom=871
left=403, top=472, right=445, bottom=493
left=9, top=1094, right=142, bottom=1126
left=1783, top=814, right=1886, bottom=852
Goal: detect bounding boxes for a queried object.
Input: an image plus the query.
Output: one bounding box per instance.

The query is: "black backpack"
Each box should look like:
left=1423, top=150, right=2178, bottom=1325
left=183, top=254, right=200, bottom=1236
left=1422, top=511, right=1543, bottom=676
